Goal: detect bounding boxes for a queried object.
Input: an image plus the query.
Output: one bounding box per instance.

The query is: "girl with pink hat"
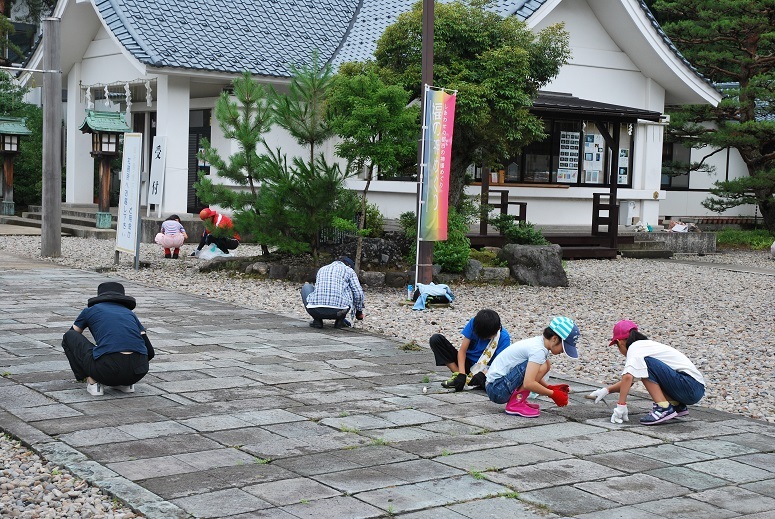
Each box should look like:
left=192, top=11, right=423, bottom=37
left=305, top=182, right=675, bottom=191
left=587, top=320, right=705, bottom=425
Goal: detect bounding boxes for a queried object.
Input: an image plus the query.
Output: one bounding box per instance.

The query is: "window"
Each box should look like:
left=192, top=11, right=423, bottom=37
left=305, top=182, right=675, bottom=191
left=661, top=142, right=690, bottom=190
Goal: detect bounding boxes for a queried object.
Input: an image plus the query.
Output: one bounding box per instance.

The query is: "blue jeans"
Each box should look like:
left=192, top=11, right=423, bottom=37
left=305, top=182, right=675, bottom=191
left=300, top=283, right=348, bottom=320
left=486, top=360, right=528, bottom=404
left=645, top=357, right=705, bottom=405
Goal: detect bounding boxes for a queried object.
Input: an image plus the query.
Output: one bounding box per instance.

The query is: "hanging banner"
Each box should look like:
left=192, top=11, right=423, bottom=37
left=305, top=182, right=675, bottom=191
left=419, top=88, right=456, bottom=241
left=115, top=133, right=143, bottom=254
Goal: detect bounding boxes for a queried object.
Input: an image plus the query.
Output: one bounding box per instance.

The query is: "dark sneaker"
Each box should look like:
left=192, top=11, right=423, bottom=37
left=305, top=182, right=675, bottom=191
left=639, top=403, right=677, bottom=425
left=309, top=319, right=324, bottom=329
left=674, top=404, right=689, bottom=417
left=441, top=372, right=466, bottom=392
left=172, top=253, right=179, bottom=259
left=468, top=372, right=486, bottom=390
left=164, top=253, right=171, bottom=259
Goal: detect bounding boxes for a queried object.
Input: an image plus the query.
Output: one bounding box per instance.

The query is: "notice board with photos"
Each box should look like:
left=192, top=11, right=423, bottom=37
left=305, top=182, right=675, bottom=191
left=583, top=132, right=605, bottom=184
left=557, top=131, right=579, bottom=183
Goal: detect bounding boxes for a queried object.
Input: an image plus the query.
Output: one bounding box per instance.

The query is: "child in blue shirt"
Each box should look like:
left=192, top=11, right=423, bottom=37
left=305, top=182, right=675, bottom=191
left=429, top=309, right=511, bottom=391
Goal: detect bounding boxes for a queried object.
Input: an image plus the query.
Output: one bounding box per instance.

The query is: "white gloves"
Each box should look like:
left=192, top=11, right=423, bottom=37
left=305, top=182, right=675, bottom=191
left=611, top=404, right=629, bottom=424
left=586, top=387, right=609, bottom=403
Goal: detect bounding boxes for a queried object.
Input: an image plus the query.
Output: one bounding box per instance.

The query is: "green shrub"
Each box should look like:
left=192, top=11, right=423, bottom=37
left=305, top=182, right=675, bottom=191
left=491, top=215, right=549, bottom=245
left=399, top=211, right=417, bottom=263
left=364, top=203, right=385, bottom=238
left=716, top=229, right=775, bottom=250
left=469, top=248, right=507, bottom=267
left=434, top=208, right=471, bottom=273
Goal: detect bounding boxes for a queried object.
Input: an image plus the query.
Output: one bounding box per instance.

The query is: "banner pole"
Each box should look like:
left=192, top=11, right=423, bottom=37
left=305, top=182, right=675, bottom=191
left=415, top=84, right=430, bottom=287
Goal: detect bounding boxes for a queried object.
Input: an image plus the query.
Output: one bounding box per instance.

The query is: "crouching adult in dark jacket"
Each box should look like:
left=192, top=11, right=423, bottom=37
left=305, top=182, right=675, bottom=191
left=62, top=282, right=154, bottom=396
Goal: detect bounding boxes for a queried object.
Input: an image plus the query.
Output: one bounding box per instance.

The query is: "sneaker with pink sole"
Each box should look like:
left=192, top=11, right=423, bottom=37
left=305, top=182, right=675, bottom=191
left=505, top=389, right=540, bottom=417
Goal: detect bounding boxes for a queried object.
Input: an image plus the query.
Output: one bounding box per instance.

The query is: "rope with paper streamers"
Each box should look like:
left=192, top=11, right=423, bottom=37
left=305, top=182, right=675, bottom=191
left=80, top=78, right=156, bottom=112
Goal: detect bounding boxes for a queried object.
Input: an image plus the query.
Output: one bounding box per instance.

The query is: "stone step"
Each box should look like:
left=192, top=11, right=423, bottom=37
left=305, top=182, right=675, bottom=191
left=618, top=240, right=668, bottom=251
left=0, top=215, right=116, bottom=240
left=619, top=249, right=674, bottom=259
left=22, top=211, right=118, bottom=230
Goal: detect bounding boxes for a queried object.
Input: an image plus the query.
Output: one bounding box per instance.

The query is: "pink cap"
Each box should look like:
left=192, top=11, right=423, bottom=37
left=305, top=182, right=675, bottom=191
left=609, top=320, right=638, bottom=346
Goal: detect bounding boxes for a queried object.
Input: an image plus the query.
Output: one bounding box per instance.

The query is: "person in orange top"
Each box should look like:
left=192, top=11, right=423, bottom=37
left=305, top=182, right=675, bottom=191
left=193, top=207, right=241, bottom=255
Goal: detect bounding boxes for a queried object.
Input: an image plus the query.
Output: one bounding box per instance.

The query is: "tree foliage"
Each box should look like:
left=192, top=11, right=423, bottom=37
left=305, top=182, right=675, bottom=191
left=371, top=0, right=570, bottom=208
left=328, top=65, right=419, bottom=269
left=650, top=0, right=775, bottom=231
left=0, top=0, right=55, bottom=64
left=0, top=71, right=43, bottom=209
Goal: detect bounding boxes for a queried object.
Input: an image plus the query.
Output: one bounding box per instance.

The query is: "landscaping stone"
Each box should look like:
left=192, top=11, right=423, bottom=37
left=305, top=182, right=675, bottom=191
left=498, top=243, right=568, bottom=287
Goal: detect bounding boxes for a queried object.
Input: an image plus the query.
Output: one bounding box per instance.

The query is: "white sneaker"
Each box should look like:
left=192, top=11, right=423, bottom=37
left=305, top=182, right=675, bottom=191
left=113, top=384, right=135, bottom=393
left=86, top=382, right=104, bottom=396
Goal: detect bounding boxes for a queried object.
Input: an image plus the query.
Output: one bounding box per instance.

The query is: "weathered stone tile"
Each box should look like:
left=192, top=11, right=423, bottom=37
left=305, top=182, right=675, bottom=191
left=108, top=454, right=199, bottom=481
left=447, top=496, right=561, bottom=519
left=676, top=437, right=760, bottom=457
left=519, top=485, right=616, bottom=516
left=487, top=458, right=624, bottom=492
left=630, top=496, right=738, bottom=519
left=741, top=479, right=775, bottom=499
left=280, top=495, right=383, bottom=519
left=626, top=443, right=715, bottom=465
left=690, top=485, right=775, bottom=514
left=583, top=451, right=670, bottom=473
left=172, top=488, right=271, bottom=518
left=244, top=476, right=341, bottom=505
left=117, top=420, right=195, bottom=439
left=575, top=473, right=689, bottom=504
left=434, top=444, right=570, bottom=472
left=645, top=465, right=730, bottom=490
left=687, top=459, right=775, bottom=484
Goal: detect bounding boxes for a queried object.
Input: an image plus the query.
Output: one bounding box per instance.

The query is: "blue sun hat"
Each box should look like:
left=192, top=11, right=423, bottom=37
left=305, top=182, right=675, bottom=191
left=548, top=316, right=580, bottom=359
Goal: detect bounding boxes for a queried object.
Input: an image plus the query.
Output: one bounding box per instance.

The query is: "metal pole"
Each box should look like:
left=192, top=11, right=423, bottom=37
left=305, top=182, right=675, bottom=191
left=415, top=0, right=434, bottom=284
left=41, top=18, right=62, bottom=257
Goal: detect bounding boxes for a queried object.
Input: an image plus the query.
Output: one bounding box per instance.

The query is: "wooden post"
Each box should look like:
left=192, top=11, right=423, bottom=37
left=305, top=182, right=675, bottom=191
left=98, top=157, right=111, bottom=213
left=480, top=166, right=490, bottom=235
left=2, top=155, right=13, bottom=215
left=416, top=0, right=434, bottom=285
left=41, top=18, right=62, bottom=257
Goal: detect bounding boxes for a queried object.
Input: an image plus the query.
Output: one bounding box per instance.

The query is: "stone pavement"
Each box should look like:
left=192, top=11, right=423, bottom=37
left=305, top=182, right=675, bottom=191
left=1, top=250, right=774, bottom=519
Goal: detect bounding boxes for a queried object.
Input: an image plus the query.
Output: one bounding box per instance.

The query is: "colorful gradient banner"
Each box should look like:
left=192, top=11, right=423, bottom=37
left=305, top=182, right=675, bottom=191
left=420, top=88, right=456, bottom=241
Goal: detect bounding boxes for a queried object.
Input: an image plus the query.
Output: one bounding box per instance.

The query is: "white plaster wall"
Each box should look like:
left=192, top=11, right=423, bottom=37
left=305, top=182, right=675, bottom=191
left=65, top=62, right=95, bottom=204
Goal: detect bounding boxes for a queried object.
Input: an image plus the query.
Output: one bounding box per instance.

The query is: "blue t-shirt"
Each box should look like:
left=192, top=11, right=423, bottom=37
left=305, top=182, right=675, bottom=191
left=460, top=316, right=511, bottom=363
left=74, top=302, right=147, bottom=359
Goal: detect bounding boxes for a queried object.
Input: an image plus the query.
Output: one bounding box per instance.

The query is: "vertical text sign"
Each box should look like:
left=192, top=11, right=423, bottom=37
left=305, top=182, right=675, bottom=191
left=115, top=133, right=143, bottom=254
left=420, top=89, right=456, bottom=241
left=147, top=135, right=167, bottom=207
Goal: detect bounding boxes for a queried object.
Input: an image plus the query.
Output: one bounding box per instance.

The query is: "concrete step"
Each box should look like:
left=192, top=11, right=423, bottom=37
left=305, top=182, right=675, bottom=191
left=618, top=240, right=668, bottom=251
left=0, top=215, right=116, bottom=240
left=620, top=249, right=674, bottom=259
left=22, top=211, right=118, bottom=230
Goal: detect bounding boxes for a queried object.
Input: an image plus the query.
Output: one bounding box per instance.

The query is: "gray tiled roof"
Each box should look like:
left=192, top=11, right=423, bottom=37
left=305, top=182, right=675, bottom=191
left=93, top=0, right=359, bottom=77
left=90, top=0, right=710, bottom=92
left=333, top=0, right=534, bottom=67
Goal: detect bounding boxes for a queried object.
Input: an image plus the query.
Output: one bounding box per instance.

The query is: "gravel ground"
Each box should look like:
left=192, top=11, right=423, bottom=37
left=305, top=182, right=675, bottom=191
left=0, top=235, right=773, bottom=518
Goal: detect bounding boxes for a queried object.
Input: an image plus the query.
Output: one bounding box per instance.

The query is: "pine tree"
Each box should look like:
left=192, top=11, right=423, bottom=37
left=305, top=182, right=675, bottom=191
left=194, top=71, right=273, bottom=255
left=650, top=0, right=775, bottom=231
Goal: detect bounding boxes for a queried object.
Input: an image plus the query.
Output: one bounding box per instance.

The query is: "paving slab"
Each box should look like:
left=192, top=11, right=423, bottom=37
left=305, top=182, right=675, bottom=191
left=1, top=251, right=775, bottom=519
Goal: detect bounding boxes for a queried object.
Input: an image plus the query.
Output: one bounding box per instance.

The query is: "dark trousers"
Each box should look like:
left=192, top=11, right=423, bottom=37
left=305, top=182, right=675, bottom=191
left=62, top=330, right=149, bottom=386
left=198, top=233, right=239, bottom=254
left=300, top=283, right=349, bottom=321
left=429, top=333, right=474, bottom=373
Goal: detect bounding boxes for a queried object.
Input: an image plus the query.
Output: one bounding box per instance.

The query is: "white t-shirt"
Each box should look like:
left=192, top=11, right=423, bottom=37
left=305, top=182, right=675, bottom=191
left=623, top=340, right=705, bottom=385
left=486, top=335, right=549, bottom=384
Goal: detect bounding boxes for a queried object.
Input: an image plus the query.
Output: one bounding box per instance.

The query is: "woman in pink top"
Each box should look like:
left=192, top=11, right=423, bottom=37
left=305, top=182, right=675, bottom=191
left=155, top=214, right=188, bottom=259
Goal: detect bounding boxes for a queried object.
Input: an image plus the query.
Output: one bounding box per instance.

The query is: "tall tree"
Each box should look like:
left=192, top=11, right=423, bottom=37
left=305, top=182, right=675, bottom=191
left=0, top=0, right=54, bottom=65
left=195, top=71, right=273, bottom=255
left=257, top=57, right=350, bottom=264
left=371, top=0, right=570, bottom=208
left=650, top=0, right=775, bottom=231
left=328, top=65, right=420, bottom=270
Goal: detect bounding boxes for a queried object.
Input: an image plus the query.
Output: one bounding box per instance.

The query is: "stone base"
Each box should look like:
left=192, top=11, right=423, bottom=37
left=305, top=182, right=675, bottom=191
left=95, top=212, right=113, bottom=229
left=1, top=201, right=14, bottom=216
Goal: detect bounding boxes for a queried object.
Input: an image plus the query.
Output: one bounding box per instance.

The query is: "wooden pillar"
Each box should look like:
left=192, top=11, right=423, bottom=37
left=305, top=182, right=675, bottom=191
left=98, top=157, right=111, bottom=213
left=2, top=155, right=13, bottom=215
left=479, top=166, right=490, bottom=235
left=416, top=0, right=434, bottom=284
left=41, top=17, right=62, bottom=257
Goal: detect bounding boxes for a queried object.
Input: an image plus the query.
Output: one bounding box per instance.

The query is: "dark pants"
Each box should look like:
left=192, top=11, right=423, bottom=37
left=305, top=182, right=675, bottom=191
left=62, top=330, right=149, bottom=386
left=198, top=233, right=239, bottom=254
left=429, top=333, right=474, bottom=373
left=300, top=283, right=349, bottom=321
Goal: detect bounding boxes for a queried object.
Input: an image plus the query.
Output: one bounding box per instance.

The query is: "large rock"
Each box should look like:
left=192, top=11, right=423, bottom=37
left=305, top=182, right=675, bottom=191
left=360, top=271, right=386, bottom=287
left=497, top=244, right=568, bottom=287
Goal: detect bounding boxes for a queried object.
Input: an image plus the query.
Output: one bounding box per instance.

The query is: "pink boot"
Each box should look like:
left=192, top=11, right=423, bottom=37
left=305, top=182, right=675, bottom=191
left=505, top=389, right=540, bottom=417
